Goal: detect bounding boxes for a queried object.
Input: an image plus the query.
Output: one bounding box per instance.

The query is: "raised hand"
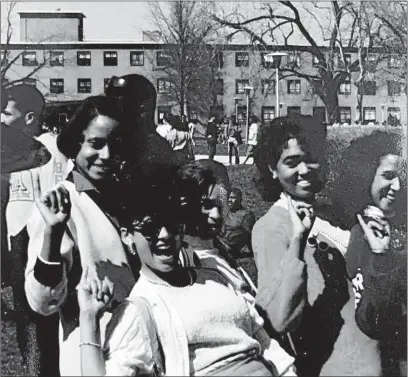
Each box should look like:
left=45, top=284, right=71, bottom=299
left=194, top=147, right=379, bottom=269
left=287, top=196, right=315, bottom=239
left=33, top=172, right=71, bottom=228
left=77, top=265, right=114, bottom=319
left=357, top=214, right=391, bottom=254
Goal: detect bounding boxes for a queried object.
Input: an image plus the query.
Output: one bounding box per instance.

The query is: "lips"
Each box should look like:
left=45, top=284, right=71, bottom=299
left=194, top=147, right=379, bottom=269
left=297, top=180, right=312, bottom=188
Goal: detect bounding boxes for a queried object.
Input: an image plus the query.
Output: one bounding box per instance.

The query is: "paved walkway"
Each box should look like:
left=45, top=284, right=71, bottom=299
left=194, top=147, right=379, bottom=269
left=195, top=155, right=254, bottom=165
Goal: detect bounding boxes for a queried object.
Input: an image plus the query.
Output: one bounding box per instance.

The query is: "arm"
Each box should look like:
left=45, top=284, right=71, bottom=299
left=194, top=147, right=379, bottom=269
left=253, top=217, right=307, bottom=333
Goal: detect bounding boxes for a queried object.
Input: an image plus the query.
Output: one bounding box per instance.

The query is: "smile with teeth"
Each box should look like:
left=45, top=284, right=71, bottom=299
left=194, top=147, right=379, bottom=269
left=297, top=180, right=311, bottom=188
left=155, top=244, right=172, bottom=255
left=386, top=193, right=396, bottom=201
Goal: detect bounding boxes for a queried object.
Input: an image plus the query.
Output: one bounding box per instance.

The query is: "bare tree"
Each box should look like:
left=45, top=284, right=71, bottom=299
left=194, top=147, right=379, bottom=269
left=147, top=1, right=224, bottom=118
left=213, top=1, right=403, bottom=123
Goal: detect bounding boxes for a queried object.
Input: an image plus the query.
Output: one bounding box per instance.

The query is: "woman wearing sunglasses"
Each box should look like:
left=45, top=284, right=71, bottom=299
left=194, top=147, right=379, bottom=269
left=253, top=115, right=380, bottom=376
left=24, top=96, right=138, bottom=376
left=332, top=131, right=407, bottom=376
left=77, top=163, right=295, bottom=376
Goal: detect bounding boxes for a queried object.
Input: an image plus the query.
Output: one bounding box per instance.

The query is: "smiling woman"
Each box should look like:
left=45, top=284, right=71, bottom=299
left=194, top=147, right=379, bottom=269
left=23, top=95, right=138, bottom=376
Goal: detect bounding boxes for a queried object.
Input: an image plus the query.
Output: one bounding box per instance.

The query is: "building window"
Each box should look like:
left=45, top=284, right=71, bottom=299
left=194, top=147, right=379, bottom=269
left=313, top=107, right=326, bottom=124
left=312, top=55, right=320, bottom=66
left=388, top=55, right=402, bottom=69
left=214, top=52, right=223, bottom=68
left=130, top=51, right=144, bottom=66
left=287, top=80, right=301, bottom=94
left=261, top=53, right=274, bottom=68
left=50, top=51, right=64, bottom=66
left=157, top=106, right=171, bottom=124
left=77, top=51, right=91, bottom=66
left=50, top=79, right=64, bottom=94
left=261, top=106, right=275, bottom=123
left=367, top=55, right=377, bottom=72
left=339, top=107, right=351, bottom=123
left=190, top=110, right=198, bottom=120
left=23, top=78, right=36, bottom=87
left=104, top=51, right=118, bottom=66
left=1, top=51, right=7, bottom=66
left=22, top=52, right=37, bottom=66
left=78, top=78, right=92, bottom=93
left=288, top=53, right=300, bottom=67
left=287, top=106, right=301, bottom=117
left=235, top=52, right=249, bottom=67
left=157, top=79, right=172, bottom=94
left=311, top=79, right=322, bottom=94
left=215, top=79, right=224, bottom=95
left=104, top=78, right=111, bottom=90
left=157, top=51, right=171, bottom=67
left=237, top=105, right=247, bottom=126
left=358, top=80, right=376, bottom=96
left=388, top=80, right=403, bottom=96
left=338, top=53, right=351, bottom=68
left=363, top=107, right=376, bottom=124
left=339, top=80, right=351, bottom=95
left=388, top=107, right=401, bottom=126
left=262, top=79, right=275, bottom=94
left=235, top=79, right=250, bottom=94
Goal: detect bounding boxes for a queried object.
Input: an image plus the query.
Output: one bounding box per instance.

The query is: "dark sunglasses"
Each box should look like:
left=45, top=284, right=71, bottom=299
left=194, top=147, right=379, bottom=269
left=132, top=216, right=181, bottom=241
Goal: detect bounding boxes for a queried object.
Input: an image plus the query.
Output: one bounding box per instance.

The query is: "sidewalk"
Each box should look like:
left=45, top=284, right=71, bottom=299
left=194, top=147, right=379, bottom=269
left=195, top=155, right=254, bottom=165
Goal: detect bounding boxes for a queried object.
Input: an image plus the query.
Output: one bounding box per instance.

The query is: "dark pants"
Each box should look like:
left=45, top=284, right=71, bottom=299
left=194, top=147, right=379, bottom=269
left=9, top=227, right=60, bottom=377
left=208, top=141, right=217, bottom=160
left=228, top=142, right=240, bottom=164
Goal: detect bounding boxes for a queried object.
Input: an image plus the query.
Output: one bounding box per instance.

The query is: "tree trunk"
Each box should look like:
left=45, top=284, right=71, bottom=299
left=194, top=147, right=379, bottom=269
left=322, top=89, right=340, bottom=124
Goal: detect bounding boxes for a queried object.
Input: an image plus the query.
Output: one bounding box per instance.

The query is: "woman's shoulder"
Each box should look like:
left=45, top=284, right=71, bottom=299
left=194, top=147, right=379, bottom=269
left=254, top=204, right=290, bottom=231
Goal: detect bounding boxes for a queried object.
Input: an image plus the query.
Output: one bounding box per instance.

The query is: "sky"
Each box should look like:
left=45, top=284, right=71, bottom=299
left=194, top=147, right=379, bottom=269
left=1, top=1, right=335, bottom=45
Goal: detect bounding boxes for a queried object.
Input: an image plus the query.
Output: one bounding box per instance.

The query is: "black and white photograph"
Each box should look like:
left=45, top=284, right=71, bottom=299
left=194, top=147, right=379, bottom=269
left=1, top=1, right=407, bottom=376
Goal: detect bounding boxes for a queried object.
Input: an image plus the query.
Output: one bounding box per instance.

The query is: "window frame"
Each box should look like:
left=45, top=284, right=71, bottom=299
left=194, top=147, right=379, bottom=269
left=130, top=51, right=144, bottom=66
left=22, top=51, right=38, bottom=67
left=287, top=79, right=301, bottom=95
left=363, top=106, right=376, bottom=124
left=339, top=80, right=351, bottom=95
left=339, top=107, right=352, bottom=123
left=157, top=78, right=172, bottom=94
left=77, top=51, right=91, bottom=66
left=156, top=51, right=171, bottom=67
left=261, top=106, right=275, bottom=124
left=50, top=78, right=64, bottom=94
left=103, top=51, right=118, bottom=66
left=77, top=78, right=92, bottom=94
left=288, top=53, right=301, bottom=67
left=235, top=52, right=249, bottom=67
left=261, top=79, right=275, bottom=94
left=215, top=78, right=224, bottom=95
left=50, top=51, right=64, bottom=67
left=235, top=79, right=250, bottom=94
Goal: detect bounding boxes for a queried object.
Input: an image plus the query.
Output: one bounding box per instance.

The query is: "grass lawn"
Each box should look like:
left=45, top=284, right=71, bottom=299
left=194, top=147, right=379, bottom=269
left=1, top=125, right=405, bottom=376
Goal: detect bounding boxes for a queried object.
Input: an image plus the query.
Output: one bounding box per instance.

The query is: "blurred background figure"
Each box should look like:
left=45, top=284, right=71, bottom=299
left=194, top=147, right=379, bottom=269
left=206, top=116, right=218, bottom=160
left=215, top=188, right=256, bottom=259
left=243, top=116, right=259, bottom=165
left=227, top=118, right=242, bottom=165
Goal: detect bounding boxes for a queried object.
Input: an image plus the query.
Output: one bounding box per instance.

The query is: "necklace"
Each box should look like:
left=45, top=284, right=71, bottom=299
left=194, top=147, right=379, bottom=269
left=140, top=269, right=194, bottom=288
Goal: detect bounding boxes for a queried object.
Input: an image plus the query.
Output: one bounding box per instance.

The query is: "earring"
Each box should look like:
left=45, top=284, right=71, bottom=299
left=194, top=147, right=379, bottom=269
left=130, top=243, right=138, bottom=256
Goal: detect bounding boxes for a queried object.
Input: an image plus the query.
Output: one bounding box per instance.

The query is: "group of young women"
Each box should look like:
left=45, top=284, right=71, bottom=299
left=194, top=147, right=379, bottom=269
left=22, top=88, right=406, bottom=377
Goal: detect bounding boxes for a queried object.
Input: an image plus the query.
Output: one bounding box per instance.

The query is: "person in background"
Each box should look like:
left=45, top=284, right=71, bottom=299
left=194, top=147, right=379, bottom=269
left=206, top=116, right=218, bottom=160
left=188, top=118, right=197, bottom=147
left=77, top=163, right=295, bottom=376
left=216, top=188, right=256, bottom=260
left=2, top=83, right=60, bottom=377
left=331, top=131, right=407, bottom=376
left=253, top=115, right=380, bottom=376
left=181, top=114, right=189, bottom=132
left=156, top=114, right=173, bottom=138
left=243, top=116, right=259, bottom=165
left=24, top=96, right=138, bottom=376
left=221, top=117, right=229, bottom=145
left=227, top=118, right=241, bottom=165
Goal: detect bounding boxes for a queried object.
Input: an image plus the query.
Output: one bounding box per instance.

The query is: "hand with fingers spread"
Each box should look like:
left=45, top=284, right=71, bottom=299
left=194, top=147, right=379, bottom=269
left=357, top=214, right=391, bottom=254
left=287, top=197, right=315, bottom=240
left=33, top=172, right=71, bottom=228
left=78, top=265, right=114, bottom=319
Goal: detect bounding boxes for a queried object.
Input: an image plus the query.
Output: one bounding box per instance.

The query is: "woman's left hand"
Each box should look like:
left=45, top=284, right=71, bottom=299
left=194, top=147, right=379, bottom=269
left=78, top=266, right=114, bottom=319
left=357, top=214, right=391, bottom=254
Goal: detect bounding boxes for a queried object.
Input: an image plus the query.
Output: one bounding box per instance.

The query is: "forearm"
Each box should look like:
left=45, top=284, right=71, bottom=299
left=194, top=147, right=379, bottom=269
left=39, top=225, right=65, bottom=263
left=80, top=312, right=106, bottom=376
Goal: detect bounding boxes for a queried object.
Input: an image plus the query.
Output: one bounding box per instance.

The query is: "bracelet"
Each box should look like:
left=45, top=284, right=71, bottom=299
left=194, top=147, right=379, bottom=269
left=79, top=341, right=101, bottom=349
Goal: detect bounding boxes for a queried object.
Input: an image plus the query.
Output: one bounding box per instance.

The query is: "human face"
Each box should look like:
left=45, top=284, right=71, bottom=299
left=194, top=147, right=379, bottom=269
left=126, top=220, right=181, bottom=274
left=75, top=115, right=121, bottom=183
left=197, top=184, right=223, bottom=239
left=370, top=154, right=401, bottom=218
left=228, top=191, right=240, bottom=211
left=271, top=138, right=326, bottom=200
left=1, top=100, right=35, bottom=137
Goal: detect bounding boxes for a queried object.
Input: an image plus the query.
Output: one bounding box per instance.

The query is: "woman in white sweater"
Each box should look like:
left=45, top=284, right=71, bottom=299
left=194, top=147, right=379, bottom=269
left=24, top=96, right=139, bottom=376
left=77, top=164, right=295, bottom=376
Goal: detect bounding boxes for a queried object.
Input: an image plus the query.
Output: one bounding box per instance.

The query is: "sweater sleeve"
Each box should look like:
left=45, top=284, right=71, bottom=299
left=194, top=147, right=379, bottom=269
left=253, top=211, right=306, bottom=333
left=103, top=301, right=162, bottom=376
left=24, top=206, right=74, bottom=316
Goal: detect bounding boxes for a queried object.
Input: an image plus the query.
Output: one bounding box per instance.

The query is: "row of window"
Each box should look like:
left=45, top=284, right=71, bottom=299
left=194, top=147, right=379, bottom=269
left=4, top=50, right=403, bottom=69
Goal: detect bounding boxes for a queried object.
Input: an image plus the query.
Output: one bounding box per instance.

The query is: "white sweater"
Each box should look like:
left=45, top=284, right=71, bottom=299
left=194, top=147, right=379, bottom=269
left=25, top=180, right=135, bottom=376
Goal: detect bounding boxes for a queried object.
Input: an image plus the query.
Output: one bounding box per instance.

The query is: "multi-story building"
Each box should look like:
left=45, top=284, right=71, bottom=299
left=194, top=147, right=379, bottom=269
left=2, top=10, right=406, bottom=127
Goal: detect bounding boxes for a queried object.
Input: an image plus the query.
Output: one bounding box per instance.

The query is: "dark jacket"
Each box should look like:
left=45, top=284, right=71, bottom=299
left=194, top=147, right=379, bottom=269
left=205, top=122, right=218, bottom=143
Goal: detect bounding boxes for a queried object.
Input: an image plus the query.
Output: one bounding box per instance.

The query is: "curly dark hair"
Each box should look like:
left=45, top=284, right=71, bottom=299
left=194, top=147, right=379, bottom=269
left=57, top=96, right=133, bottom=161
left=254, top=115, right=327, bottom=202
left=330, top=130, right=406, bottom=229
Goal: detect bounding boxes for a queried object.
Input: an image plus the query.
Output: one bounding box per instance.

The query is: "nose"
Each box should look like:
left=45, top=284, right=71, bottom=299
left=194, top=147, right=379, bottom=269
left=157, top=226, right=171, bottom=240
left=391, top=177, right=401, bottom=192
left=208, top=206, right=221, bottom=224
left=99, top=144, right=111, bottom=160
left=298, top=162, right=310, bottom=176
